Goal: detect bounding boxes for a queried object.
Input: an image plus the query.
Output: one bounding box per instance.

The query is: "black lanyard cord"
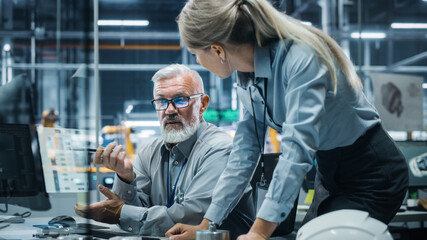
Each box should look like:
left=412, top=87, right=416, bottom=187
left=249, top=78, right=268, bottom=181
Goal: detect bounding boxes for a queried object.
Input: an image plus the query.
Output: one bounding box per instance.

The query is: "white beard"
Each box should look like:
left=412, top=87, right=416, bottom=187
left=160, top=103, right=200, bottom=144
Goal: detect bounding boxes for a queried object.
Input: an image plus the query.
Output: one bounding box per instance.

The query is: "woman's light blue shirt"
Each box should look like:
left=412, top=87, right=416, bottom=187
left=204, top=40, right=380, bottom=224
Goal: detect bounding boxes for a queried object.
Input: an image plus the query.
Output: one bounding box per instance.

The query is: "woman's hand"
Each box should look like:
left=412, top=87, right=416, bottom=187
left=237, top=218, right=278, bottom=240
left=237, top=232, right=268, bottom=240
left=165, top=218, right=211, bottom=240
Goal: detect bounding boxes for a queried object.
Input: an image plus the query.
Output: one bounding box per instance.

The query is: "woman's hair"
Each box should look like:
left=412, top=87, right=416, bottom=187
left=152, top=64, right=204, bottom=93
left=177, top=0, right=362, bottom=91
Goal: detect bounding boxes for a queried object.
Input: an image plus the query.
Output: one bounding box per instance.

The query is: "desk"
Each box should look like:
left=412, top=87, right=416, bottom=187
left=391, top=210, right=427, bottom=223
left=0, top=217, right=168, bottom=240
left=295, top=207, right=427, bottom=224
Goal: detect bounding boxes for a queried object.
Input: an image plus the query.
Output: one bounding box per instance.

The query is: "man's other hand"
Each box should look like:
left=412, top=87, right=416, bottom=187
left=74, top=184, right=124, bottom=224
left=93, top=142, right=135, bottom=183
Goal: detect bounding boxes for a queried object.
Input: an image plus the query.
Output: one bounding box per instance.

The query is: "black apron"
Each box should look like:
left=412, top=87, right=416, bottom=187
left=302, top=123, right=409, bottom=225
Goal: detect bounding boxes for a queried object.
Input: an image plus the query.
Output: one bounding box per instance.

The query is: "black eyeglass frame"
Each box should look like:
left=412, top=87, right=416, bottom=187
left=151, top=93, right=204, bottom=111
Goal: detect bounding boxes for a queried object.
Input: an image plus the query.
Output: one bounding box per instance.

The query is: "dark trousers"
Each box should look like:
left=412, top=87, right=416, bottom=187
left=302, top=123, right=408, bottom=225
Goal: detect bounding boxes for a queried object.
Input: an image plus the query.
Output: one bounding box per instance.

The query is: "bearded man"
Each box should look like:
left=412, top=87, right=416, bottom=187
left=74, top=64, right=254, bottom=238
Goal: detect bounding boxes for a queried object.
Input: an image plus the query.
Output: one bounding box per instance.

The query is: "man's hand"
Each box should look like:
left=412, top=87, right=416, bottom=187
left=165, top=218, right=211, bottom=240
left=74, top=185, right=125, bottom=224
left=93, top=142, right=135, bottom=183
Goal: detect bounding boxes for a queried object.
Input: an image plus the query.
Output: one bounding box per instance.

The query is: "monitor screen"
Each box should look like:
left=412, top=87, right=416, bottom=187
left=0, top=123, right=50, bottom=210
left=395, top=141, right=427, bottom=188
left=37, top=126, right=91, bottom=193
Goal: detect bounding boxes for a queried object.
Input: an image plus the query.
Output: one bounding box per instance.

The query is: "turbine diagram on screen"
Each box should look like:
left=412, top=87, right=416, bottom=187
left=381, top=82, right=403, bottom=117
left=409, top=152, right=427, bottom=178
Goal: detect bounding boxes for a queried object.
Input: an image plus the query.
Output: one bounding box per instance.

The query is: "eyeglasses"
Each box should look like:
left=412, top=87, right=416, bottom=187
left=152, top=93, right=203, bottom=111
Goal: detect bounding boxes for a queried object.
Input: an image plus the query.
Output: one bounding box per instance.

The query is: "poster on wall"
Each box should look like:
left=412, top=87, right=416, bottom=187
left=371, top=73, right=423, bottom=131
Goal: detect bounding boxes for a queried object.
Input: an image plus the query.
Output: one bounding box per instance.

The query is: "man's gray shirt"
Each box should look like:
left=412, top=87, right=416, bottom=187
left=112, top=120, right=254, bottom=237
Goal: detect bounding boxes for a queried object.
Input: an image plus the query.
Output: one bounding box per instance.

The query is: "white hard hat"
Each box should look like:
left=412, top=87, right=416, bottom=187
left=296, top=209, right=393, bottom=240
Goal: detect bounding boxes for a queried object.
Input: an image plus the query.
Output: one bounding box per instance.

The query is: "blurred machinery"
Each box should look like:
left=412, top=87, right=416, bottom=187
left=101, top=125, right=136, bottom=162
left=41, top=109, right=58, bottom=127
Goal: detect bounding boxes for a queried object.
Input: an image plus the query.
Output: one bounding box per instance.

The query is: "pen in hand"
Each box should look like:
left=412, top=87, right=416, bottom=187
left=72, top=148, right=104, bottom=152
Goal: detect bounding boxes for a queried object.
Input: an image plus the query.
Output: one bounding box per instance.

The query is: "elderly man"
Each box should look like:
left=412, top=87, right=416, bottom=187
left=75, top=64, right=254, bottom=238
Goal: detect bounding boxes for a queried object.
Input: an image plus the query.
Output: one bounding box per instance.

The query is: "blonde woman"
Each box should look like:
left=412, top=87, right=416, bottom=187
left=167, top=0, right=408, bottom=239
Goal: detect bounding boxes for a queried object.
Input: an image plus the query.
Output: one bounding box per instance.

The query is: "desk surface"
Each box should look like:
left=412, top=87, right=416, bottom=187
left=296, top=208, right=427, bottom=223
left=2, top=210, right=426, bottom=239
left=0, top=217, right=168, bottom=240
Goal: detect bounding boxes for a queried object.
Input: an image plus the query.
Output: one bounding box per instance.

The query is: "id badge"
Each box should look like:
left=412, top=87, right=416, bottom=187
left=256, top=181, right=269, bottom=212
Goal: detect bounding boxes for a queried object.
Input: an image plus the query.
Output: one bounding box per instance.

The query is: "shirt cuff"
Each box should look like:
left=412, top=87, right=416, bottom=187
left=119, top=204, right=148, bottom=233
left=112, top=174, right=137, bottom=202
left=257, top=198, right=290, bottom=223
left=204, top=202, right=230, bottom=226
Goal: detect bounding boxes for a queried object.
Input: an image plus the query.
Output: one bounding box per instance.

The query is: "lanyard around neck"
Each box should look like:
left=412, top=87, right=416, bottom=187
left=166, top=152, right=188, bottom=208
left=250, top=77, right=268, bottom=185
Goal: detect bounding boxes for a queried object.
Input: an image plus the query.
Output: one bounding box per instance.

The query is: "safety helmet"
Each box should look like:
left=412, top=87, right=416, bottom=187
left=296, top=209, right=393, bottom=240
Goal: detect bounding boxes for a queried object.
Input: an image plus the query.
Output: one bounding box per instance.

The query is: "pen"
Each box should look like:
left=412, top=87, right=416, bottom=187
left=72, top=148, right=103, bottom=152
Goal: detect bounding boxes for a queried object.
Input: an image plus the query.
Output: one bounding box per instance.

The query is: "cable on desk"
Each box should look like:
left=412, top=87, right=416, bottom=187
left=14, top=210, right=31, bottom=218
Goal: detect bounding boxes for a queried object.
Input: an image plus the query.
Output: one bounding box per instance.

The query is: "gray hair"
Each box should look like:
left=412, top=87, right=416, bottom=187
left=152, top=64, right=204, bottom=92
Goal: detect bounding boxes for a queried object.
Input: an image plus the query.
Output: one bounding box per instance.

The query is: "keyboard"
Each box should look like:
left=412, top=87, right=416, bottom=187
left=88, top=228, right=160, bottom=240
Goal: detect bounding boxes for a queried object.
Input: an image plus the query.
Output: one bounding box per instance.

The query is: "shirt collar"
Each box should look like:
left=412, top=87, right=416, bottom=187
left=253, top=43, right=272, bottom=80
left=160, top=119, right=208, bottom=159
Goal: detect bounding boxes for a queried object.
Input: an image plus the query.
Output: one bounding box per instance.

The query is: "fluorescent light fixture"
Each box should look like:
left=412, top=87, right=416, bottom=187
left=98, top=20, right=149, bottom=27
left=125, top=105, right=134, bottom=114
left=3, top=43, right=11, bottom=52
left=391, top=23, right=427, bottom=29
left=350, top=32, right=386, bottom=39
left=423, top=83, right=427, bottom=89
left=138, top=130, right=157, bottom=138
left=124, top=121, right=160, bottom=127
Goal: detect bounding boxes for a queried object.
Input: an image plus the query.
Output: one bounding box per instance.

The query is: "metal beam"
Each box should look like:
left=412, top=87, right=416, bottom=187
left=8, top=63, right=210, bottom=71
left=1, top=30, right=426, bottom=41
left=291, top=0, right=317, bottom=18
left=388, top=51, right=427, bottom=69
left=0, top=31, right=180, bottom=40
left=7, top=63, right=427, bottom=72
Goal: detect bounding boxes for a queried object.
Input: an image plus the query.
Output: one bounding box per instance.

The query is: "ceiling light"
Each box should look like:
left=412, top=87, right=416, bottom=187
left=3, top=43, right=11, bottom=52
left=301, top=21, right=312, bottom=26
left=350, top=32, right=386, bottom=39
left=98, top=20, right=149, bottom=27
left=391, top=23, right=427, bottom=29
left=125, top=105, right=134, bottom=114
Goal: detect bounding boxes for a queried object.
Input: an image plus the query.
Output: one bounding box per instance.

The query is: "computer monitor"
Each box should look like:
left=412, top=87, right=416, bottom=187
left=0, top=74, right=51, bottom=211
left=0, top=123, right=51, bottom=211
left=395, top=141, right=427, bottom=188
left=0, top=74, right=35, bottom=125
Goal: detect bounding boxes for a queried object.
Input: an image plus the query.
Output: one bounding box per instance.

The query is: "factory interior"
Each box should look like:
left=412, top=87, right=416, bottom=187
left=0, top=0, right=427, bottom=239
